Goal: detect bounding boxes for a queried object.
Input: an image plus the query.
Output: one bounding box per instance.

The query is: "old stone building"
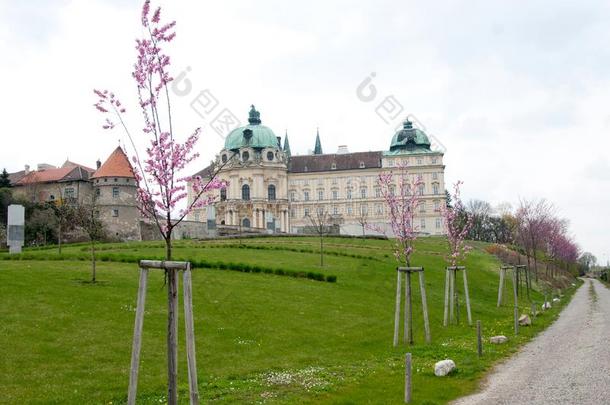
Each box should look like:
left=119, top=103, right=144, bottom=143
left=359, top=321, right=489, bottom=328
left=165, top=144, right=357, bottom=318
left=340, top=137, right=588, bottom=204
left=13, top=161, right=96, bottom=204
left=90, top=147, right=141, bottom=240
left=188, top=106, right=446, bottom=236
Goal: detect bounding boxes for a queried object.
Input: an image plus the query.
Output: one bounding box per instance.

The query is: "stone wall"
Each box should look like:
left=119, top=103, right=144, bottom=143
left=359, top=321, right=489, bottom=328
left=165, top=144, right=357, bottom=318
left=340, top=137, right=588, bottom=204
left=140, top=220, right=213, bottom=241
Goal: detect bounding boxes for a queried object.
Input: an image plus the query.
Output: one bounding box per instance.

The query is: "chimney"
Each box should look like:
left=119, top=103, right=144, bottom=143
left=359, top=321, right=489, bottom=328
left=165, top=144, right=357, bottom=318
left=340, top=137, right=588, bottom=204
left=96, top=159, right=101, bottom=169
left=337, top=145, right=349, bottom=154
left=24, top=164, right=30, bottom=174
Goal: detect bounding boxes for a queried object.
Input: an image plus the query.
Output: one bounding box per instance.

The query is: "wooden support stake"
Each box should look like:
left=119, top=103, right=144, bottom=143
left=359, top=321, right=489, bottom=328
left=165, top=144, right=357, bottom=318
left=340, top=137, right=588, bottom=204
left=418, top=271, right=431, bottom=343
left=183, top=265, right=200, bottom=405
left=128, top=268, right=148, bottom=405
left=497, top=268, right=505, bottom=307
left=463, top=269, right=472, bottom=326
left=443, top=268, right=450, bottom=327
left=513, top=270, right=519, bottom=336
left=167, top=269, right=179, bottom=405
left=393, top=271, right=402, bottom=347
left=476, top=320, right=482, bottom=357
left=449, top=269, right=455, bottom=324
left=406, top=272, right=413, bottom=345
left=453, top=270, right=460, bottom=325
left=405, top=353, right=412, bottom=403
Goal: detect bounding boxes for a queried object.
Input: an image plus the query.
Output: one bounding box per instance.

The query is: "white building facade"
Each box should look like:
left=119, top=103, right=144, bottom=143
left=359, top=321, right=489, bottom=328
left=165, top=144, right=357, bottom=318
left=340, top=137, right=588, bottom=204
left=188, top=106, right=446, bottom=236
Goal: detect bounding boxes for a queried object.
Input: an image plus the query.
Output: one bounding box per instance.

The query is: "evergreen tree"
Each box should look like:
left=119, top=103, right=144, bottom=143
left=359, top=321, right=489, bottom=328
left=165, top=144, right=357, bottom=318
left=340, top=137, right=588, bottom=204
left=0, top=168, right=10, bottom=188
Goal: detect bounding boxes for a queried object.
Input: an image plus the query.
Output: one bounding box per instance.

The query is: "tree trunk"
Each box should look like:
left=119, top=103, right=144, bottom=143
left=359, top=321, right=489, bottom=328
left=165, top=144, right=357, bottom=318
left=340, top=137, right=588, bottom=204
left=58, top=222, right=62, bottom=254
left=320, top=235, right=324, bottom=267
left=91, top=240, right=96, bottom=283
left=164, top=232, right=178, bottom=405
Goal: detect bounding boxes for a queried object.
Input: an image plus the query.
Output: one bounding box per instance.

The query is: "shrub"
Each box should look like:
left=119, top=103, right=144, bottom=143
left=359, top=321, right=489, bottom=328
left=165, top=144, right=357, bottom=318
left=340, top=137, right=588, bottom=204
left=326, top=275, right=337, bottom=283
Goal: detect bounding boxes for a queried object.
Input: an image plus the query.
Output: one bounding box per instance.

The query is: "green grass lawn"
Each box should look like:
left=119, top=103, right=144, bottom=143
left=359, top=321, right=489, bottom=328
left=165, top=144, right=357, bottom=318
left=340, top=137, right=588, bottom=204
left=0, top=236, right=578, bottom=404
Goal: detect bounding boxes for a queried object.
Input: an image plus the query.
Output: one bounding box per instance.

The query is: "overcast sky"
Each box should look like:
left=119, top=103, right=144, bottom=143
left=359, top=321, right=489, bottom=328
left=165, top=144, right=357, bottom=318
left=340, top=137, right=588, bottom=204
left=1, top=0, right=609, bottom=262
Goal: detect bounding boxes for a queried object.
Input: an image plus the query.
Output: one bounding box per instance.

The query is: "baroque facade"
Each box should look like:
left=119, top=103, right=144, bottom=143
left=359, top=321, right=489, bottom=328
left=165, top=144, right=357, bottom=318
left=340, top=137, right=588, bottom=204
left=188, top=106, right=446, bottom=236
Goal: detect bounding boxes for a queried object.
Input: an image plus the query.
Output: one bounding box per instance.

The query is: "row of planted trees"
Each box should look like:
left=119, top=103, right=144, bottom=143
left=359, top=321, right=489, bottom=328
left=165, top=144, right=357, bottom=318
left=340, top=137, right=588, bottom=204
left=453, top=197, right=582, bottom=278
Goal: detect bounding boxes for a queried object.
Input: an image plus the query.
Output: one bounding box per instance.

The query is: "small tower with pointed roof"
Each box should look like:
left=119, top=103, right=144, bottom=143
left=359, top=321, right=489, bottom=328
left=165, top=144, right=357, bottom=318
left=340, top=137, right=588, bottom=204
left=313, top=128, right=323, bottom=155
left=91, top=147, right=141, bottom=241
left=283, top=130, right=291, bottom=158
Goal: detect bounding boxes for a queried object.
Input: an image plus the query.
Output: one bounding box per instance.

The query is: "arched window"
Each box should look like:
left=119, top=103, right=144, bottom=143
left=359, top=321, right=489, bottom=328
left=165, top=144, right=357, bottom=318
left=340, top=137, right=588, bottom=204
left=242, top=151, right=249, bottom=161
left=220, top=188, right=226, bottom=201
left=433, top=183, right=439, bottom=195
left=221, top=154, right=227, bottom=163
left=268, top=185, right=276, bottom=201
left=242, top=184, right=250, bottom=200
left=267, top=151, right=274, bottom=161
left=242, top=218, right=251, bottom=228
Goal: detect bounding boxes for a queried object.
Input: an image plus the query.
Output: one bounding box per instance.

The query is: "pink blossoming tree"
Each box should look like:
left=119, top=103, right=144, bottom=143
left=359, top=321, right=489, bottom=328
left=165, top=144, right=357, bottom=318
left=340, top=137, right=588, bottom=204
left=93, top=0, right=226, bottom=261
left=375, top=164, right=424, bottom=267
left=441, top=181, right=473, bottom=267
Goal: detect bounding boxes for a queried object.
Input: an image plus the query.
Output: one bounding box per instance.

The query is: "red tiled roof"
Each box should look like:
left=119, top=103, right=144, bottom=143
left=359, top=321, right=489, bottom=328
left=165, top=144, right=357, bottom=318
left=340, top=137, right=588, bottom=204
left=91, top=147, right=135, bottom=179
left=17, top=164, right=92, bottom=185
left=289, top=151, right=382, bottom=173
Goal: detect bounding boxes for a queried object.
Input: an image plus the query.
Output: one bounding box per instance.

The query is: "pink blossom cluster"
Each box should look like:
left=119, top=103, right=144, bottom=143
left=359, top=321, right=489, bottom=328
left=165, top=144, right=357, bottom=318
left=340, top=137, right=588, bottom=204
left=93, top=89, right=125, bottom=129
left=515, top=199, right=580, bottom=268
left=373, top=164, right=423, bottom=266
left=441, top=181, right=474, bottom=266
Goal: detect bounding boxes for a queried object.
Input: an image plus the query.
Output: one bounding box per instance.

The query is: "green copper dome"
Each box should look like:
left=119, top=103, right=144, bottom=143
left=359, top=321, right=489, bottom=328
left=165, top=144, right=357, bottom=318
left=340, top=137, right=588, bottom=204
left=224, top=105, right=279, bottom=151
left=389, top=119, right=431, bottom=153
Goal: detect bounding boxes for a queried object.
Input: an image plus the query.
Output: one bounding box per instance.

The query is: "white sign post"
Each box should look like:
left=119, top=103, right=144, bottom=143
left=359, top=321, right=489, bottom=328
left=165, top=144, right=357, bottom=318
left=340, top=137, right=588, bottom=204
left=7, top=204, right=25, bottom=254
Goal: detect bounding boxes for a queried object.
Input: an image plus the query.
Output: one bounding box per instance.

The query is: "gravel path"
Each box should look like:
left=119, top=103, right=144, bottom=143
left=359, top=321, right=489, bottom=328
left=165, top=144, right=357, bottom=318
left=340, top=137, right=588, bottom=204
left=453, top=278, right=610, bottom=405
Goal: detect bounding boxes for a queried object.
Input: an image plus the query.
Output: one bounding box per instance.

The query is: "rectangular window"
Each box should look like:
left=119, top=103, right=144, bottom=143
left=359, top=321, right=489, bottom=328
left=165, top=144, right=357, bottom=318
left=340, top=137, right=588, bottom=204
left=304, top=191, right=310, bottom=201
left=95, top=188, right=101, bottom=197
left=436, top=218, right=441, bottom=229
left=304, top=208, right=310, bottom=217
left=434, top=200, right=440, bottom=211
left=112, top=209, right=119, bottom=217
left=290, top=191, right=296, bottom=201
left=332, top=190, right=338, bottom=200
left=376, top=204, right=382, bottom=215
left=433, top=172, right=438, bottom=180
left=290, top=208, right=296, bottom=218
left=112, top=187, right=119, bottom=198
left=433, top=184, right=439, bottom=195
left=360, top=188, right=367, bottom=199
left=64, top=187, right=75, bottom=199
left=346, top=189, right=352, bottom=199
left=318, top=190, right=324, bottom=200
left=347, top=205, right=353, bottom=216
left=333, top=206, right=339, bottom=215
left=419, top=202, right=425, bottom=212
left=421, top=218, right=426, bottom=229
left=375, top=188, right=381, bottom=198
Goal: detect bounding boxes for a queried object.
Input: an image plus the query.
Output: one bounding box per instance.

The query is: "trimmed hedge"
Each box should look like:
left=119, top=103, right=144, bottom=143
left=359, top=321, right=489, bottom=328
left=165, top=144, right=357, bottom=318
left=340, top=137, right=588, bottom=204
left=1, top=252, right=337, bottom=283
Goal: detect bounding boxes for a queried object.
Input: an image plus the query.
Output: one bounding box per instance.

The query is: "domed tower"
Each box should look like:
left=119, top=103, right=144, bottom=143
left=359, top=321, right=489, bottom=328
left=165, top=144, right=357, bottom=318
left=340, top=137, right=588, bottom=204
left=208, top=105, right=290, bottom=232
left=383, top=118, right=445, bottom=235
left=91, top=147, right=141, bottom=240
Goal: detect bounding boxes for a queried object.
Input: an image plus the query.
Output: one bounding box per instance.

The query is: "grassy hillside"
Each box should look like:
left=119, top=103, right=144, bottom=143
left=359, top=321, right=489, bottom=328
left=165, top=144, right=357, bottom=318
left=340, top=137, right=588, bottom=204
left=0, top=236, right=578, bottom=404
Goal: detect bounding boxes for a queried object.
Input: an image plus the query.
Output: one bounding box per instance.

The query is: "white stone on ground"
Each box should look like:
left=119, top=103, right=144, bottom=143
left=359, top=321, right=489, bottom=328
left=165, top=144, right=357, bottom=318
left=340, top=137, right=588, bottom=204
left=553, top=297, right=561, bottom=303
left=542, top=302, right=552, bottom=310
left=490, top=335, right=508, bottom=344
left=519, top=314, right=532, bottom=326
left=434, top=359, right=456, bottom=376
